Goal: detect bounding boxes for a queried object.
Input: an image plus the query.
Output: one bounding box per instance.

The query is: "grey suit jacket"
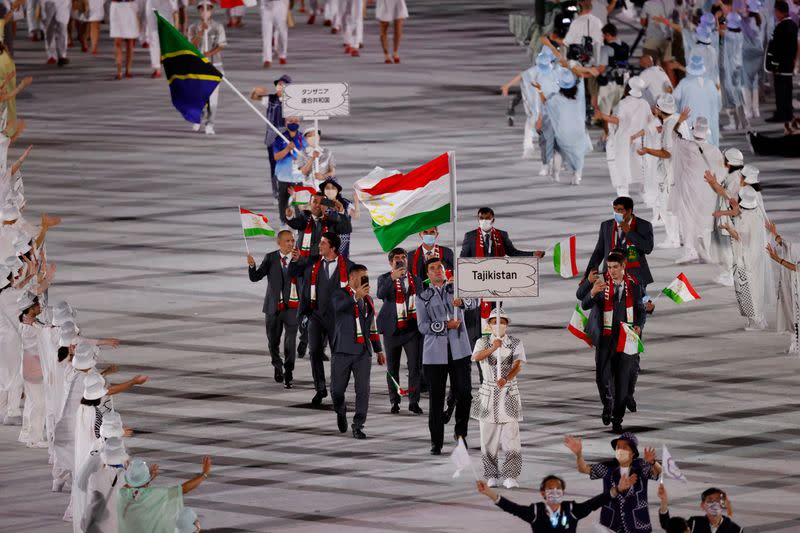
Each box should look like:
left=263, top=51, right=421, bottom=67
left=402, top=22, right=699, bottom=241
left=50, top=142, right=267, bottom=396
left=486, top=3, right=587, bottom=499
left=248, top=251, right=296, bottom=317
left=416, top=283, right=476, bottom=365
left=331, top=288, right=383, bottom=356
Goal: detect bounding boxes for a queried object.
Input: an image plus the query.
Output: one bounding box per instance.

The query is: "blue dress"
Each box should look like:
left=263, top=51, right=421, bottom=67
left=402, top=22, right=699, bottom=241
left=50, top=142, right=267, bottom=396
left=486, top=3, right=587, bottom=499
left=673, top=75, right=722, bottom=145
left=741, top=15, right=765, bottom=89
left=543, top=79, right=591, bottom=172
left=721, top=30, right=745, bottom=107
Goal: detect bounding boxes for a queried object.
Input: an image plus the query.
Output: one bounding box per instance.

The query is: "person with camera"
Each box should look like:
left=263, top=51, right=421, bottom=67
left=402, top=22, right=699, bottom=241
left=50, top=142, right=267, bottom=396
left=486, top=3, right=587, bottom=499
left=292, top=232, right=354, bottom=407
left=330, top=264, right=385, bottom=439
left=596, top=24, right=630, bottom=120
left=563, top=0, right=604, bottom=114
left=318, top=179, right=357, bottom=259
left=658, top=485, right=743, bottom=533
left=286, top=193, right=352, bottom=258
left=376, top=248, right=423, bottom=415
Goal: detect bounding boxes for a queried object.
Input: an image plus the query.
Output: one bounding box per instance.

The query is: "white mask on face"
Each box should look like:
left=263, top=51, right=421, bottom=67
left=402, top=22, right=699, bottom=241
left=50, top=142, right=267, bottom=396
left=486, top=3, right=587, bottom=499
left=493, top=324, right=507, bottom=338
left=324, top=189, right=337, bottom=201
left=200, top=9, right=211, bottom=21
left=544, top=488, right=564, bottom=504
left=478, top=219, right=493, bottom=232
left=615, top=449, right=633, bottom=464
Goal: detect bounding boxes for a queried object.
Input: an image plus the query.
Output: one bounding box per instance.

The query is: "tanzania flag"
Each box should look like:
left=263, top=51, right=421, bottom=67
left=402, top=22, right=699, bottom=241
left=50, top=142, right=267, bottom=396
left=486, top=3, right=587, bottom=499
left=156, top=11, right=222, bottom=124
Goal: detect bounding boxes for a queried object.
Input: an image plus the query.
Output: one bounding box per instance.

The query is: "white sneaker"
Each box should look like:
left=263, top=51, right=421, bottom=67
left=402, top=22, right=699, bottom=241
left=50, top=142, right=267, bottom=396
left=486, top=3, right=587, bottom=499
left=503, top=478, right=519, bottom=489
left=486, top=478, right=498, bottom=488
left=674, top=249, right=699, bottom=264
left=571, top=171, right=582, bottom=186
left=205, top=125, right=215, bottom=135
left=52, top=480, right=65, bottom=492
left=656, top=240, right=681, bottom=249
left=192, top=123, right=201, bottom=132
left=745, top=318, right=767, bottom=331
left=62, top=508, right=72, bottom=522
left=538, top=165, right=549, bottom=176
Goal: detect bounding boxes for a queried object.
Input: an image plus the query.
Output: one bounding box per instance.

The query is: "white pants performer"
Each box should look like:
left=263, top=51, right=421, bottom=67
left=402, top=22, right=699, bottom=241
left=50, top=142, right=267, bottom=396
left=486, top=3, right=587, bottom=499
left=202, top=66, right=222, bottom=127
left=0, top=375, right=23, bottom=421
left=479, top=420, right=522, bottom=481
left=20, top=380, right=46, bottom=446
left=260, top=0, right=288, bottom=63
left=325, top=0, right=340, bottom=29
left=26, top=0, right=42, bottom=35
left=42, top=0, right=70, bottom=61
left=135, top=0, right=148, bottom=44
left=341, top=0, right=362, bottom=48
left=146, top=0, right=176, bottom=70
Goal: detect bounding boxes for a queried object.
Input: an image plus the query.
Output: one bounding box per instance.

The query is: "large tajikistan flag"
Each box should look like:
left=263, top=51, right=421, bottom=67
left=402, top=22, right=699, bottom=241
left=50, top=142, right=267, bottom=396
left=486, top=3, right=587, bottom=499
left=355, top=153, right=452, bottom=252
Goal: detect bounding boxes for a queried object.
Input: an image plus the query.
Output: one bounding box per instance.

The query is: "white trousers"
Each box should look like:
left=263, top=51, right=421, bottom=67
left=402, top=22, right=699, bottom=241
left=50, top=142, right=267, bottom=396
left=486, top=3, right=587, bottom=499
left=0, top=133, right=10, bottom=174
left=479, top=419, right=522, bottom=480
left=261, top=0, right=289, bottom=62
left=0, top=372, right=23, bottom=419
left=325, top=0, right=340, bottom=28
left=202, top=67, right=222, bottom=126
left=136, top=0, right=148, bottom=42
left=340, top=0, right=362, bottom=47
left=20, top=381, right=46, bottom=445
left=146, top=0, right=175, bottom=69
left=26, top=0, right=42, bottom=34
left=42, top=0, right=70, bottom=60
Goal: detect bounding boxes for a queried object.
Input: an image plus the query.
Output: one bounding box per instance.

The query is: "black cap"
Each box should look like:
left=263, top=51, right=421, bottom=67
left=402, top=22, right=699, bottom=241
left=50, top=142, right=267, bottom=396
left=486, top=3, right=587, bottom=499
left=274, top=74, right=292, bottom=85
left=318, top=178, right=342, bottom=195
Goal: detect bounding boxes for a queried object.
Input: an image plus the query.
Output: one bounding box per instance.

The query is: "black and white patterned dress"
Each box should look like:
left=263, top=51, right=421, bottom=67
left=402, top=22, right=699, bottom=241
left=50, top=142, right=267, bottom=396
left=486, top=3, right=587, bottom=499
left=470, top=335, right=525, bottom=424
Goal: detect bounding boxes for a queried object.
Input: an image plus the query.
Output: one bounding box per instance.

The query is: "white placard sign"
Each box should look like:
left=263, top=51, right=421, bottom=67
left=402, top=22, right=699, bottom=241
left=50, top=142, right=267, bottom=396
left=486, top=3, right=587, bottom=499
left=456, top=257, right=539, bottom=298
left=281, top=82, right=350, bottom=118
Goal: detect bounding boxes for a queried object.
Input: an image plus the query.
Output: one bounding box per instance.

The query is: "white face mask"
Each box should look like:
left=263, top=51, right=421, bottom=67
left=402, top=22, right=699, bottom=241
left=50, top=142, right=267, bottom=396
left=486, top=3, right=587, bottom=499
left=544, top=488, right=564, bottom=504
left=200, top=9, right=211, bottom=21
left=493, top=324, right=507, bottom=337
left=615, top=449, right=633, bottom=464
left=324, top=189, right=337, bottom=201
left=478, top=219, right=493, bottom=232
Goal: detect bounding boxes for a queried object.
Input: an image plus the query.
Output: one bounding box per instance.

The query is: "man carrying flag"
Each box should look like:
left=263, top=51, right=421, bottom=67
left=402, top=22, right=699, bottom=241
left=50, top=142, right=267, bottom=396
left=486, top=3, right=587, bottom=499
left=247, top=228, right=301, bottom=389
left=155, top=10, right=222, bottom=124
left=580, top=250, right=645, bottom=432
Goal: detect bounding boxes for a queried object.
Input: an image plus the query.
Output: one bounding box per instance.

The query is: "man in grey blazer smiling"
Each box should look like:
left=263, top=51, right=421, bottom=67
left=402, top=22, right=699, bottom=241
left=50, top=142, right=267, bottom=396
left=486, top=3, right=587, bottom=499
left=416, top=257, right=477, bottom=455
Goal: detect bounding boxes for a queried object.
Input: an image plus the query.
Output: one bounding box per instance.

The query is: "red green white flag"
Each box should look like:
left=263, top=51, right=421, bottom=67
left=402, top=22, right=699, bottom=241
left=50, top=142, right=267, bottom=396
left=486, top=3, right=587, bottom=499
left=662, top=273, right=700, bottom=304
left=568, top=303, right=592, bottom=347
left=553, top=235, right=578, bottom=278
left=616, top=322, right=644, bottom=355
left=355, top=153, right=452, bottom=252
left=290, top=185, right=318, bottom=206
left=239, top=207, right=275, bottom=238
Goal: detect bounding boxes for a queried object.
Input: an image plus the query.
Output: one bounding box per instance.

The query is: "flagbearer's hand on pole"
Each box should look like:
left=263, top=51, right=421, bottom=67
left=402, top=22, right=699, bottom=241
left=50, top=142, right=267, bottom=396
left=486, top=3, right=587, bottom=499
left=376, top=352, right=386, bottom=366
left=247, top=255, right=255, bottom=267
left=452, top=297, right=463, bottom=308
left=533, top=250, right=545, bottom=258
left=446, top=318, right=461, bottom=330
left=476, top=480, right=499, bottom=502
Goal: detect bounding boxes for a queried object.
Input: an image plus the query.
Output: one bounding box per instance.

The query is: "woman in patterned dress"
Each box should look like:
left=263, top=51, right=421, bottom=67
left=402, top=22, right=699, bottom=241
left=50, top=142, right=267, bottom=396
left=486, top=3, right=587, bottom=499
left=470, top=307, right=525, bottom=490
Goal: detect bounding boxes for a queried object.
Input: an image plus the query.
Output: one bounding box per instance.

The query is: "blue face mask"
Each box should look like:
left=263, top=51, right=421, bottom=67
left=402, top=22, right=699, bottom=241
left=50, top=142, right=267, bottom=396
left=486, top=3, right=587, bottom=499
left=422, top=235, right=436, bottom=246
left=287, top=123, right=300, bottom=132
left=613, top=212, right=625, bottom=223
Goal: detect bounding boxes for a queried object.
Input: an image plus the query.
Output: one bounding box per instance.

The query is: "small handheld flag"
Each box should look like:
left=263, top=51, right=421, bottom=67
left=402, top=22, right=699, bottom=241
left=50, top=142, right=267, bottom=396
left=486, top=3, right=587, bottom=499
left=661, top=445, right=687, bottom=483
left=156, top=11, right=222, bottom=124
left=290, top=185, right=318, bottom=206
left=616, top=322, right=643, bottom=355
left=386, top=372, right=410, bottom=397
left=450, top=437, right=478, bottom=479
left=568, top=303, right=593, bottom=347
left=661, top=273, right=700, bottom=304
left=553, top=235, right=579, bottom=278
left=240, top=207, right=276, bottom=238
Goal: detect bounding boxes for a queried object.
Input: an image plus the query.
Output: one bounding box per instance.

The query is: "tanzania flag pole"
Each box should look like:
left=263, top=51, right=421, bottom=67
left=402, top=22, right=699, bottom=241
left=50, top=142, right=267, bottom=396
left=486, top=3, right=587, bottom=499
left=155, top=11, right=294, bottom=148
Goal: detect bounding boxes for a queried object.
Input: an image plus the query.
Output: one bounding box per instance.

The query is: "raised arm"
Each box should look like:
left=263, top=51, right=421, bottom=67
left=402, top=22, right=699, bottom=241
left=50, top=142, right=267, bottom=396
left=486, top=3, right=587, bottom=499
left=182, top=456, right=212, bottom=494
left=106, top=375, right=148, bottom=396
left=564, top=435, right=592, bottom=474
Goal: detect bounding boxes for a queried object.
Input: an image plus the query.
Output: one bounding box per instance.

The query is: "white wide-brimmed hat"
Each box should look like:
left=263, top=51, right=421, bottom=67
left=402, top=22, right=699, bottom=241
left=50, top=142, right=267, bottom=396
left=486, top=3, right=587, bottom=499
left=686, top=55, right=706, bottom=77
left=59, top=323, right=80, bottom=347
left=487, top=307, right=510, bottom=324
left=656, top=93, right=677, bottom=114
left=0, top=204, right=20, bottom=222
left=4, top=254, right=23, bottom=272
left=557, top=68, right=577, bottom=90
left=739, top=186, right=759, bottom=209
left=100, top=411, right=125, bottom=439
left=627, top=76, right=646, bottom=98
left=101, top=437, right=129, bottom=465
left=741, top=164, right=760, bottom=184
left=52, top=302, right=76, bottom=327
left=125, top=459, right=151, bottom=488
left=692, top=116, right=710, bottom=140
left=12, top=232, right=31, bottom=256
left=16, top=290, right=36, bottom=311
left=175, top=507, right=199, bottom=533
left=72, top=342, right=98, bottom=370
left=0, top=266, right=10, bottom=289
left=83, top=372, right=108, bottom=401
left=724, top=148, right=744, bottom=166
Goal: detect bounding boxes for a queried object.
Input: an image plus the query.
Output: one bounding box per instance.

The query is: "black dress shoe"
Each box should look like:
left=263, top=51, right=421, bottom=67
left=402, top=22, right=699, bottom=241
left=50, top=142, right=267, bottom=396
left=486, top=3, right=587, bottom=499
left=601, top=410, right=612, bottom=426
left=430, top=446, right=442, bottom=455
left=390, top=402, right=400, bottom=414
left=311, top=390, right=327, bottom=407
left=626, top=398, right=637, bottom=413
left=284, top=381, right=293, bottom=389
left=274, top=368, right=284, bottom=383
left=408, top=404, right=423, bottom=415
left=337, top=413, right=347, bottom=433
left=612, top=421, right=623, bottom=433
left=352, top=427, right=367, bottom=439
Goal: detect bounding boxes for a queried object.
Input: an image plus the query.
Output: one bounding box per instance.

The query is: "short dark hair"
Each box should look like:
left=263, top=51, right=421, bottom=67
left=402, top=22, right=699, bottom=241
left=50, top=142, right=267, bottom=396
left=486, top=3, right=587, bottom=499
left=666, top=517, right=689, bottom=533
left=701, top=487, right=724, bottom=502
left=57, top=346, right=70, bottom=362
left=425, top=256, right=443, bottom=272
left=388, top=247, right=406, bottom=261
left=607, top=251, right=626, bottom=265
left=613, top=196, right=634, bottom=210
left=348, top=264, right=368, bottom=276
left=321, top=231, right=341, bottom=252
left=560, top=86, right=578, bottom=99
left=539, top=475, right=566, bottom=491
left=602, top=23, right=618, bottom=36
left=775, top=0, right=789, bottom=13
left=477, top=207, right=494, bottom=218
